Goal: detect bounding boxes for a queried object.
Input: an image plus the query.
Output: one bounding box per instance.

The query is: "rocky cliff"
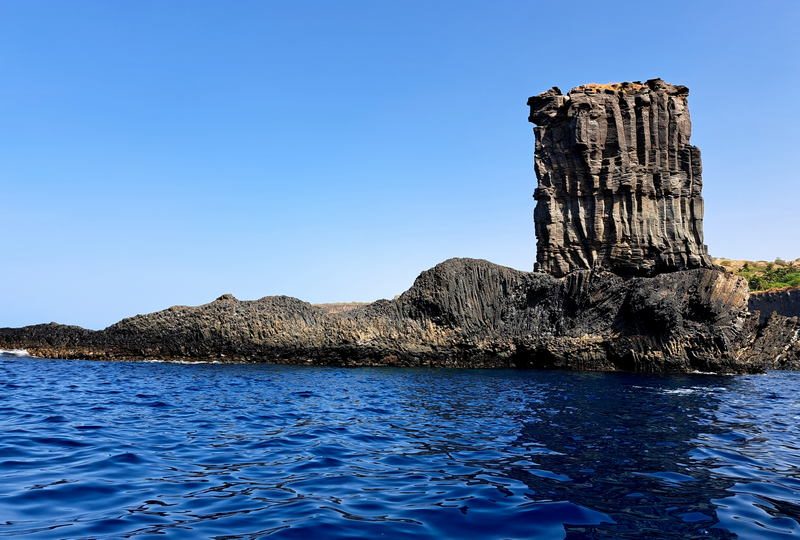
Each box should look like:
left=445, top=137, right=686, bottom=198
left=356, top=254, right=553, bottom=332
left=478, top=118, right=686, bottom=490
left=749, top=287, right=800, bottom=324
left=528, top=79, right=713, bottom=277
left=736, top=312, right=800, bottom=370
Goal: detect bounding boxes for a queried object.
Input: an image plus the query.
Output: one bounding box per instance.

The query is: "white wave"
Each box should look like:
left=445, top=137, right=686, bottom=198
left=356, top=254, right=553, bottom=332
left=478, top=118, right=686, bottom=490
left=142, top=359, right=223, bottom=365
left=0, top=349, right=31, bottom=357
left=689, top=370, right=737, bottom=377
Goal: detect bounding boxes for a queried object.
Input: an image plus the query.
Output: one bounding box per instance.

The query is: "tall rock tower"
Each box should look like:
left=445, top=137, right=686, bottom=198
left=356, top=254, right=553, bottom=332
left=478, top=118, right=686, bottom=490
left=528, top=79, right=713, bottom=277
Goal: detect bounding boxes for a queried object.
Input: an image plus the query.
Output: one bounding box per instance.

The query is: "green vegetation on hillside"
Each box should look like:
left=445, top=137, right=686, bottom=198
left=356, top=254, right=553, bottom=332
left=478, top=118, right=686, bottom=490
left=714, top=258, right=800, bottom=292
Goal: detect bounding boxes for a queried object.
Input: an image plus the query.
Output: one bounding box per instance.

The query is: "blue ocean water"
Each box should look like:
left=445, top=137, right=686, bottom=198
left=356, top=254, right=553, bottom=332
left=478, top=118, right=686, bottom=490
left=1, top=356, right=799, bottom=539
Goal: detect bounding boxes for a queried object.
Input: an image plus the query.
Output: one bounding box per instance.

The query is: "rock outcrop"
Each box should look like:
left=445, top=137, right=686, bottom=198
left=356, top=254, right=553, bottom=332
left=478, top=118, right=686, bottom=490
left=736, top=313, right=800, bottom=370
left=528, top=79, right=713, bottom=277
left=0, top=258, right=770, bottom=373
left=749, top=287, right=800, bottom=324
left=1, top=79, right=796, bottom=373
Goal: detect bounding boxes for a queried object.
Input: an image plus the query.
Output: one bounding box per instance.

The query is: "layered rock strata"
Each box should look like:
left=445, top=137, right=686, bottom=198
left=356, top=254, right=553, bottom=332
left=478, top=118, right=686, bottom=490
left=528, top=79, right=713, bottom=277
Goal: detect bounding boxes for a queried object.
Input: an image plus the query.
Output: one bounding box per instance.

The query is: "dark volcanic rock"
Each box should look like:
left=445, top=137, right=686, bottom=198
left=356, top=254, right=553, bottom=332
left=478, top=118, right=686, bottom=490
left=749, top=287, right=800, bottom=324
left=528, top=79, right=713, bottom=277
left=737, top=313, right=800, bottom=370
left=0, top=323, right=94, bottom=351
left=1, top=79, right=795, bottom=373
left=0, top=258, right=773, bottom=373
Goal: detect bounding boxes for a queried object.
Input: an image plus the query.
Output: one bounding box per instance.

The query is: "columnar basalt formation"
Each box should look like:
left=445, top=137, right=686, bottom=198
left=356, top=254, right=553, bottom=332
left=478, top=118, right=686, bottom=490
left=0, top=258, right=768, bottom=373
left=528, top=79, right=714, bottom=277
left=2, top=79, right=798, bottom=373
left=749, top=287, right=800, bottom=324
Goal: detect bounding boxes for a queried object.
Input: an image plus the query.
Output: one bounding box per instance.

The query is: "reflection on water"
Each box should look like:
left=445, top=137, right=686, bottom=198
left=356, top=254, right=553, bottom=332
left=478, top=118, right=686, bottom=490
left=0, top=358, right=799, bottom=538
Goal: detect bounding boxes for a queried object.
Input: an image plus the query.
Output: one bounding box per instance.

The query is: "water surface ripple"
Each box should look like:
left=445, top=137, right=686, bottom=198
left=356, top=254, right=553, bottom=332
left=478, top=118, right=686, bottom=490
left=1, top=356, right=799, bottom=538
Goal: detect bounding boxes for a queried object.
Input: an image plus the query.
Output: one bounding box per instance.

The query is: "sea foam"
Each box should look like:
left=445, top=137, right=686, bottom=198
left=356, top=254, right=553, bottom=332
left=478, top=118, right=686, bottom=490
left=0, top=349, right=31, bottom=357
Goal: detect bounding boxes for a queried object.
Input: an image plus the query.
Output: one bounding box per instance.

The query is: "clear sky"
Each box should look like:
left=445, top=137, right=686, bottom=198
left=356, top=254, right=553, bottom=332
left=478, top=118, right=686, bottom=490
left=2, top=1, right=798, bottom=329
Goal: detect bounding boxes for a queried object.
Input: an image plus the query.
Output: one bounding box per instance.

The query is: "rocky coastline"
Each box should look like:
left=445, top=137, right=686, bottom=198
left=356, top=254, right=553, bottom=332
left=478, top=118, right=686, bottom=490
left=2, top=257, right=798, bottom=373
left=2, top=79, right=798, bottom=372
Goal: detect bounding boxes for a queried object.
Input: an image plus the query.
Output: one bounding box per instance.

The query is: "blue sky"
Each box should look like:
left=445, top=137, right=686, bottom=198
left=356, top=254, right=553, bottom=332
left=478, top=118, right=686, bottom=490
left=2, top=1, right=798, bottom=329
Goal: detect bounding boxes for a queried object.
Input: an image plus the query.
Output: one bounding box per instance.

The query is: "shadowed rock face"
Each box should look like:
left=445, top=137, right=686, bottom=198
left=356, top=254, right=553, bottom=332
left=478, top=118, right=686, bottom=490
left=737, top=312, right=800, bottom=370
left=528, top=79, right=713, bottom=277
left=749, top=288, right=800, bottom=324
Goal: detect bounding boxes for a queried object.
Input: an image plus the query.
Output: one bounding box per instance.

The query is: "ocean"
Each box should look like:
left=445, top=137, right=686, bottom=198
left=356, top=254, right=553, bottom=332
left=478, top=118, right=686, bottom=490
left=1, top=354, right=798, bottom=538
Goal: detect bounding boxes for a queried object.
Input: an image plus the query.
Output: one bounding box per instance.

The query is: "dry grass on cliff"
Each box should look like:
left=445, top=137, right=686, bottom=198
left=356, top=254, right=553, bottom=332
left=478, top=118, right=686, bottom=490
left=314, top=302, right=369, bottom=315
left=574, top=82, right=648, bottom=94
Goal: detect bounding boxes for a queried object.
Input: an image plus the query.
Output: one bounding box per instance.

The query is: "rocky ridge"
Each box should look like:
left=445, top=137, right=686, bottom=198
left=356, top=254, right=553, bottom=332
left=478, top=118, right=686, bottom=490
left=0, top=258, right=781, bottom=372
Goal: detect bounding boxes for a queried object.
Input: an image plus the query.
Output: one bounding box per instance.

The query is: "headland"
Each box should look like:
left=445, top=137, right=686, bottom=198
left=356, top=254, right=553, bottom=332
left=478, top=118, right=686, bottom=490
left=3, top=79, right=798, bottom=372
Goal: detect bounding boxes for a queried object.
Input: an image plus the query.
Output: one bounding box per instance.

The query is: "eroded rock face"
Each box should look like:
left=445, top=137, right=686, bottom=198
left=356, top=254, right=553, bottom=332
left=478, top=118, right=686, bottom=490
left=528, top=79, right=714, bottom=277
left=736, top=313, right=800, bottom=370
left=0, top=258, right=773, bottom=373
left=749, top=287, right=800, bottom=324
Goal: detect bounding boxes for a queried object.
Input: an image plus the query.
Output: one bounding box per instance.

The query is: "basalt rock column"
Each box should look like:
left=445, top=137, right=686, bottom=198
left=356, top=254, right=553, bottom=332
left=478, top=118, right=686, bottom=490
left=528, top=79, right=714, bottom=277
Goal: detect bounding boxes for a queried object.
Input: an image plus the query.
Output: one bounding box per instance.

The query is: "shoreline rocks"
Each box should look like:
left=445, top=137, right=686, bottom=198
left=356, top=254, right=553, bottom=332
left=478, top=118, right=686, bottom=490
left=2, top=258, right=795, bottom=373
